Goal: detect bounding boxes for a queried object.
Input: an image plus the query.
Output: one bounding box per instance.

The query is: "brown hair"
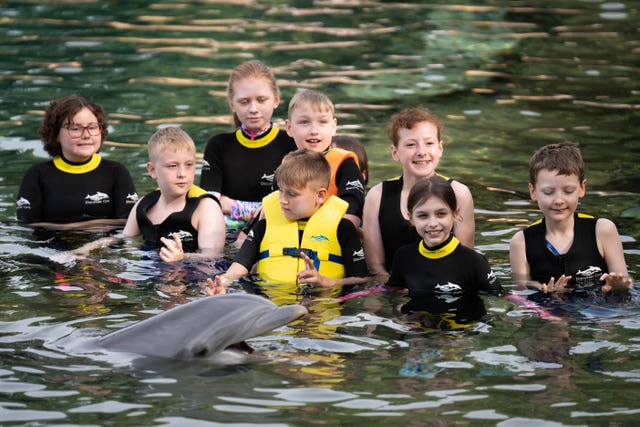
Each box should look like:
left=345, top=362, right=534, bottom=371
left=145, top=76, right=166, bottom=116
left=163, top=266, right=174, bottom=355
left=388, top=107, right=443, bottom=147
left=529, top=141, right=585, bottom=187
left=147, top=126, right=195, bottom=163
left=288, top=90, right=334, bottom=118
left=408, top=175, right=457, bottom=215
left=38, top=95, right=108, bottom=157
left=227, top=60, right=280, bottom=128
left=332, top=135, right=368, bottom=186
left=275, top=149, right=331, bottom=190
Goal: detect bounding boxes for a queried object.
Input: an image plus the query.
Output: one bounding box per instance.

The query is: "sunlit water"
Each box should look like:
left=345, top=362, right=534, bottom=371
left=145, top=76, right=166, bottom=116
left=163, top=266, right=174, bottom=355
left=1, top=1, right=639, bottom=426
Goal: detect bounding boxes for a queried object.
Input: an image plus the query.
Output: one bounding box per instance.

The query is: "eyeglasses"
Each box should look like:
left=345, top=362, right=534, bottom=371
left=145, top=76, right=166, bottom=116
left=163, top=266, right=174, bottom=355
left=63, top=123, right=102, bottom=138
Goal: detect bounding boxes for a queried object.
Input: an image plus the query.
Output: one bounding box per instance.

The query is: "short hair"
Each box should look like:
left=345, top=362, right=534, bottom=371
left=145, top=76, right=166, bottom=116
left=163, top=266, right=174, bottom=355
left=38, top=95, right=108, bottom=157
left=288, top=90, right=334, bottom=118
left=529, top=141, right=585, bottom=186
left=147, top=127, right=195, bottom=163
left=332, top=135, right=369, bottom=186
left=407, top=175, right=457, bottom=215
left=227, top=60, right=279, bottom=128
left=388, top=107, right=443, bottom=147
left=275, top=149, right=331, bottom=190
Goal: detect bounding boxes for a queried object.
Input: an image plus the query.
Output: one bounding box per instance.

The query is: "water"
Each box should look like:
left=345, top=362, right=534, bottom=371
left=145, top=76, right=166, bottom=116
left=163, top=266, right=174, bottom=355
left=1, top=1, right=639, bottom=425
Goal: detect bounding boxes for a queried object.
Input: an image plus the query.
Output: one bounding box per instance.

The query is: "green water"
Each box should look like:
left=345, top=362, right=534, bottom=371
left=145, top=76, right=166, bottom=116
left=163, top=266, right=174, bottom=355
left=1, top=1, right=639, bottom=426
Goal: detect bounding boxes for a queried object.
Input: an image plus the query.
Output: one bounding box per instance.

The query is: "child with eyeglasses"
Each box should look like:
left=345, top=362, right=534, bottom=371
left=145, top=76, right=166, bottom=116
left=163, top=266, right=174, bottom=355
left=16, top=95, right=138, bottom=230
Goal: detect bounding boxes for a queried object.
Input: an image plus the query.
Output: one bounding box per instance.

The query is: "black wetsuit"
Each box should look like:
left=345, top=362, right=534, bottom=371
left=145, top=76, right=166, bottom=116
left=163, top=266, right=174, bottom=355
left=524, top=213, right=609, bottom=293
left=387, top=236, right=503, bottom=321
left=136, top=186, right=218, bottom=253
left=16, top=154, right=137, bottom=224
left=199, top=125, right=296, bottom=202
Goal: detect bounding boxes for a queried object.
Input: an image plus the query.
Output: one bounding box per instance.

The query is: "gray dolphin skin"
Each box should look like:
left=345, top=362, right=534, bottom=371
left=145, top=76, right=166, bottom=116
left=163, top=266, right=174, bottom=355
left=98, top=293, right=308, bottom=361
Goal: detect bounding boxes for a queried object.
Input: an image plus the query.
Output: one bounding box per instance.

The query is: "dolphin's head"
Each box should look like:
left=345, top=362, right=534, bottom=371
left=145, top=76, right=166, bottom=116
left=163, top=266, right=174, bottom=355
left=99, top=294, right=308, bottom=362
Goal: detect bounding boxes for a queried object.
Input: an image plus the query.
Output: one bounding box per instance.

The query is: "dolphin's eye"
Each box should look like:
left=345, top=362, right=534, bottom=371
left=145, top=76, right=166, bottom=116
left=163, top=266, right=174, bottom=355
left=193, top=346, right=209, bottom=358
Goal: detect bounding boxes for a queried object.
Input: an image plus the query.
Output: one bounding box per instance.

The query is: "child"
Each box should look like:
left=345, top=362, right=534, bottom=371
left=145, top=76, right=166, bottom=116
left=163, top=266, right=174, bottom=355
left=206, top=149, right=368, bottom=295
left=509, top=141, right=632, bottom=295
left=16, top=95, right=137, bottom=229
left=332, top=135, right=369, bottom=188
left=199, top=60, right=296, bottom=224
left=387, top=175, right=502, bottom=324
left=285, top=90, right=366, bottom=228
left=124, top=127, right=225, bottom=262
left=362, top=107, right=474, bottom=283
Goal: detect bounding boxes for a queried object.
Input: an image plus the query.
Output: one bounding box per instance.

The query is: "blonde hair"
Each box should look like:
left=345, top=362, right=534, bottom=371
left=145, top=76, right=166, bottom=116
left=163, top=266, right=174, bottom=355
left=227, top=60, right=280, bottom=128
left=288, top=90, right=334, bottom=118
left=147, top=127, right=195, bottom=163
left=275, top=149, right=330, bottom=190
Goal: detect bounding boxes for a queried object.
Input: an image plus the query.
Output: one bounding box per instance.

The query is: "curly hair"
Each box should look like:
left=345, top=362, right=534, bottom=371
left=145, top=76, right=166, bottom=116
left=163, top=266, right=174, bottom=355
left=38, top=95, right=108, bottom=157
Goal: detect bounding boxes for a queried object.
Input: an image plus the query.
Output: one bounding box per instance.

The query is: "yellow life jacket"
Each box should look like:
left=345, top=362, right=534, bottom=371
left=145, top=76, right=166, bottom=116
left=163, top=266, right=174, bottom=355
left=324, top=147, right=359, bottom=197
left=257, top=191, right=348, bottom=285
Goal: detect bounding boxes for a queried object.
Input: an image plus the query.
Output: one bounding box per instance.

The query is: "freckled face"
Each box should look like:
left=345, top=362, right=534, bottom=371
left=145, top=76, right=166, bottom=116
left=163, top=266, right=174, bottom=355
left=529, top=169, right=585, bottom=223
left=391, top=121, right=443, bottom=179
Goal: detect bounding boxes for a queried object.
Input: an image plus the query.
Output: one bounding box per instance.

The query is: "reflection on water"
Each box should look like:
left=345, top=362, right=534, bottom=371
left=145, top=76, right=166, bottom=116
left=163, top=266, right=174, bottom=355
left=1, top=0, right=639, bottom=425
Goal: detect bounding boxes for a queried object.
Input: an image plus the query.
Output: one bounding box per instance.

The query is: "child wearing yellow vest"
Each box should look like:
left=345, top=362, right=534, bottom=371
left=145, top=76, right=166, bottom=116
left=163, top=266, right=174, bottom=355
left=207, top=149, right=368, bottom=296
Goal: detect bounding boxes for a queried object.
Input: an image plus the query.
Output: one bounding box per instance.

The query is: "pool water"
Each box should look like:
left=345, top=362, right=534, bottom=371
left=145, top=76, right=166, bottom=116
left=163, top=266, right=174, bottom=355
left=1, top=1, right=639, bottom=425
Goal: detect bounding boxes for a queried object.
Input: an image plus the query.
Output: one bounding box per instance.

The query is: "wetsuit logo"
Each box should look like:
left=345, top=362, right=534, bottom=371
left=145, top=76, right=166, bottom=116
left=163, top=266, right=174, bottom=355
left=574, top=266, right=603, bottom=290
left=345, top=179, right=365, bottom=193
left=126, top=193, right=139, bottom=204
left=352, top=248, right=365, bottom=262
left=85, top=192, right=110, bottom=204
left=167, top=230, right=194, bottom=243
left=16, top=197, right=31, bottom=209
left=260, top=173, right=274, bottom=187
left=435, top=282, right=463, bottom=303
left=201, top=159, right=210, bottom=171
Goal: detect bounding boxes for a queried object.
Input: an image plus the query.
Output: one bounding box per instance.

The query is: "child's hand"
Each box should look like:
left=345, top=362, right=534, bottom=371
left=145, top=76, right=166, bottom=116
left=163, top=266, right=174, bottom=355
left=600, top=272, right=633, bottom=292
left=296, top=252, right=335, bottom=287
left=159, top=233, right=184, bottom=262
left=542, top=275, right=571, bottom=294
left=205, top=276, right=227, bottom=296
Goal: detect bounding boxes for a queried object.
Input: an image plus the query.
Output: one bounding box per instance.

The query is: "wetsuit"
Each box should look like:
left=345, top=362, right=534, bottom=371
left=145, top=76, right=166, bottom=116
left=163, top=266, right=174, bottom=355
left=135, top=186, right=219, bottom=253
left=387, top=235, right=503, bottom=321
left=524, top=213, right=609, bottom=293
left=199, top=124, right=296, bottom=202
left=16, top=154, right=137, bottom=224
left=323, top=147, right=365, bottom=219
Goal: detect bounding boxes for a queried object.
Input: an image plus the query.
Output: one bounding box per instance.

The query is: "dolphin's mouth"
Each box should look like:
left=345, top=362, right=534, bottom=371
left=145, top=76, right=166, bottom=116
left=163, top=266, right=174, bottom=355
left=192, top=341, right=254, bottom=358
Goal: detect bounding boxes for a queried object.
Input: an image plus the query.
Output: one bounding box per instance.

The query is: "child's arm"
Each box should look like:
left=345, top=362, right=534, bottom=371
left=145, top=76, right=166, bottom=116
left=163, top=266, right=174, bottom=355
left=451, top=180, right=475, bottom=248
left=205, top=262, right=249, bottom=295
left=596, top=218, right=633, bottom=292
left=122, top=199, right=141, bottom=238
left=193, top=197, right=226, bottom=258
left=361, top=184, right=389, bottom=283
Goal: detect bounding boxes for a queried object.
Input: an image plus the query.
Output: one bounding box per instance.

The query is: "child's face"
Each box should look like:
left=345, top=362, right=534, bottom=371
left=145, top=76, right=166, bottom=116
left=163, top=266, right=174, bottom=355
left=529, top=169, right=586, bottom=223
left=410, top=196, right=458, bottom=247
left=229, top=77, right=280, bottom=132
left=391, top=121, right=443, bottom=179
left=58, top=107, right=102, bottom=163
left=147, top=147, right=196, bottom=198
left=278, top=183, right=326, bottom=221
left=285, top=103, right=337, bottom=152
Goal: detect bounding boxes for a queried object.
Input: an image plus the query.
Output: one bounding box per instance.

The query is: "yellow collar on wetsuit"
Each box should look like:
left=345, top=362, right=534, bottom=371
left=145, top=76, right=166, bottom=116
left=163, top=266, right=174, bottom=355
left=53, top=154, right=102, bottom=174
left=418, top=235, right=459, bottom=259
left=235, top=126, right=279, bottom=148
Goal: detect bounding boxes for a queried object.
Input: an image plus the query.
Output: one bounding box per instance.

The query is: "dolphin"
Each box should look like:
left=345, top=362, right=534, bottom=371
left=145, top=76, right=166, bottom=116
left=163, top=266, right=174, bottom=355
left=97, top=293, right=307, bottom=362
